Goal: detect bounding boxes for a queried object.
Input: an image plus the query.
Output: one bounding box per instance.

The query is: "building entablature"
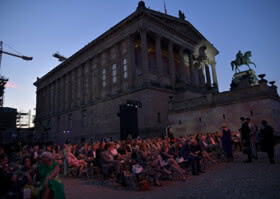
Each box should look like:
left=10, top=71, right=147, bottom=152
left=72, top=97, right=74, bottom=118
left=34, top=3, right=218, bottom=90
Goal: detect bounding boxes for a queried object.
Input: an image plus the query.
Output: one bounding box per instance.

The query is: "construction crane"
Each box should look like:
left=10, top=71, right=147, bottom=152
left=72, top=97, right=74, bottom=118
left=52, top=52, right=67, bottom=62
left=0, top=41, right=33, bottom=107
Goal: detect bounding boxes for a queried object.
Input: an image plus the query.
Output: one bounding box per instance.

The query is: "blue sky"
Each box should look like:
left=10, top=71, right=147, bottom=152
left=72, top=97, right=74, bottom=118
left=0, top=0, right=280, bottom=114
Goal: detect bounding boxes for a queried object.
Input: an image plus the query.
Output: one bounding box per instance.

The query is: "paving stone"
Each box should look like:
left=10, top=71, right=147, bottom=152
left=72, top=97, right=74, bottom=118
left=62, top=145, right=280, bottom=199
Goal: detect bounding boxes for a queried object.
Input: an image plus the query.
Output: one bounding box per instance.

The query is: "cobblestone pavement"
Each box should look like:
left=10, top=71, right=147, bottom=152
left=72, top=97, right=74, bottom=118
left=62, top=145, right=280, bottom=199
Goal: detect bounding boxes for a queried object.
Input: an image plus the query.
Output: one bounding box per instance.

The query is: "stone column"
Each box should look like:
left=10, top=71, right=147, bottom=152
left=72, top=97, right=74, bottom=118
left=211, top=62, right=218, bottom=88
left=116, top=43, right=123, bottom=91
left=59, top=77, right=63, bottom=113
left=75, top=68, right=79, bottom=108
left=140, top=29, right=149, bottom=84
left=40, top=89, right=43, bottom=117
left=168, top=41, right=176, bottom=89
left=200, top=64, right=206, bottom=87
left=71, top=70, right=76, bottom=109
left=189, top=53, right=199, bottom=87
left=94, top=57, right=101, bottom=100
left=36, top=90, right=40, bottom=117
left=155, top=35, right=164, bottom=87
left=56, top=79, right=60, bottom=114
left=106, top=51, right=112, bottom=96
left=81, top=64, right=85, bottom=105
left=86, top=61, right=91, bottom=105
left=50, top=83, right=54, bottom=115
left=63, top=75, right=67, bottom=112
left=179, top=47, right=186, bottom=82
left=91, top=60, right=97, bottom=101
left=127, top=36, right=136, bottom=89
left=66, top=71, right=73, bottom=111
left=54, top=81, right=58, bottom=114
left=77, top=67, right=81, bottom=107
left=205, top=65, right=211, bottom=88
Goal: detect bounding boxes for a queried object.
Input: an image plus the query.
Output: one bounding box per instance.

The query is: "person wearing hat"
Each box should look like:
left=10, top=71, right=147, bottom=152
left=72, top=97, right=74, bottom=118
left=240, top=117, right=252, bottom=162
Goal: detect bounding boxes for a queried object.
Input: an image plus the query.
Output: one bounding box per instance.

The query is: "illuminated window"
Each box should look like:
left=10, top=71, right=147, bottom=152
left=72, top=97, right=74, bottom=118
left=102, top=68, right=106, bottom=87
left=112, top=64, right=117, bottom=84
left=123, top=58, right=128, bottom=79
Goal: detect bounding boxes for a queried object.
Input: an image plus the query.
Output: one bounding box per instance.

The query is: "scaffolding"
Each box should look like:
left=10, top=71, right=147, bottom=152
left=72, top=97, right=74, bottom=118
left=0, top=76, right=8, bottom=107
left=16, top=110, right=32, bottom=128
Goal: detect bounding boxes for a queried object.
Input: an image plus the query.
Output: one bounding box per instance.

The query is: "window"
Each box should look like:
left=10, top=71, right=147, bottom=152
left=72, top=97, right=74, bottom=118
left=112, top=64, right=117, bottom=84
left=122, top=58, right=128, bottom=79
left=102, top=68, right=106, bottom=87
left=68, top=114, right=72, bottom=129
left=82, top=110, right=87, bottom=128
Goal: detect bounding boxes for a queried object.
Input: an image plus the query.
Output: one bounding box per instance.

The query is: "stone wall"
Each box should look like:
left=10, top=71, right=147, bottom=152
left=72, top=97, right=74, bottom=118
left=43, top=88, right=173, bottom=143
left=168, top=84, right=280, bottom=136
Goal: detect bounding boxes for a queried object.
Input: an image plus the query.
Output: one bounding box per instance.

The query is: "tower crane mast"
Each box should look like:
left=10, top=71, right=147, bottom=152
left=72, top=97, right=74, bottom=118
left=0, top=41, right=33, bottom=107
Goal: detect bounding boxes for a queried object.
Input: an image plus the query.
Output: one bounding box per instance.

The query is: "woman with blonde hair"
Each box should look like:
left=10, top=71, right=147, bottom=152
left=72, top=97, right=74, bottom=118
left=38, top=152, right=65, bottom=199
left=66, top=145, right=87, bottom=175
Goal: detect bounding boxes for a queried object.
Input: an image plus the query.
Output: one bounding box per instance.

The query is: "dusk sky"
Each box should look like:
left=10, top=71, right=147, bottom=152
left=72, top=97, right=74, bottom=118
left=0, top=0, right=280, bottom=115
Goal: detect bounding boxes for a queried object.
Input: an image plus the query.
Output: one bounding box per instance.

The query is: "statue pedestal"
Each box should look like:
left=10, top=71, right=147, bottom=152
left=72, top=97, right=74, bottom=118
left=230, top=69, right=258, bottom=90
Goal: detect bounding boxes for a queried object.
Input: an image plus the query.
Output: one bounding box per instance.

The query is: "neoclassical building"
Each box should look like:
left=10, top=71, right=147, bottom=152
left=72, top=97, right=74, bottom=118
left=34, top=2, right=220, bottom=143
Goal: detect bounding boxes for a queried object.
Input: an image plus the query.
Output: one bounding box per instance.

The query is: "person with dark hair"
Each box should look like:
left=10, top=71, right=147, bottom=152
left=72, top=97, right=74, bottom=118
left=0, top=154, right=13, bottom=196
left=100, top=143, right=122, bottom=183
left=168, top=127, right=174, bottom=139
left=180, top=139, right=202, bottom=176
left=189, top=139, right=204, bottom=176
left=260, top=120, right=275, bottom=164
left=0, top=154, right=20, bottom=197
left=240, top=117, right=252, bottom=162
left=221, top=125, right=233, bottom=161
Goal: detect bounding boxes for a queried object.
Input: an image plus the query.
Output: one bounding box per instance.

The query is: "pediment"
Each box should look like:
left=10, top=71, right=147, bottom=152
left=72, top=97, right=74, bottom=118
left=146, top=10, right=204, bottom=43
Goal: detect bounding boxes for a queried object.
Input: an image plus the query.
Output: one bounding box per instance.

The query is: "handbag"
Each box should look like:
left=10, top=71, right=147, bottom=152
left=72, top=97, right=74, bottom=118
left=138, top=179, right=150, bottom=191
left=132, top=164, right=144, bottom=174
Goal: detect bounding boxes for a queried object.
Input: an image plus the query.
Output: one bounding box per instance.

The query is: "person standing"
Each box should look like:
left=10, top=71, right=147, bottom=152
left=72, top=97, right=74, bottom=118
left=240, top=117, right=252, bottom=163
left=221, top=125, right=233, bottom=161
left=260, top=120, right=275, bottom=164
left=247, top=118, right=258, bottom=159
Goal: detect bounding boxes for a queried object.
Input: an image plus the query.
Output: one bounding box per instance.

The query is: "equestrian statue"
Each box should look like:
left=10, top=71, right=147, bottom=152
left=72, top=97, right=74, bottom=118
left=231, top=50, right=256, bottom=73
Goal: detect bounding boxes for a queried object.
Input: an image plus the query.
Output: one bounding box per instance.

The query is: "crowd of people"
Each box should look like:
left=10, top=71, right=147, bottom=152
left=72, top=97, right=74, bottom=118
left=0, top=118, right=276, bottom=199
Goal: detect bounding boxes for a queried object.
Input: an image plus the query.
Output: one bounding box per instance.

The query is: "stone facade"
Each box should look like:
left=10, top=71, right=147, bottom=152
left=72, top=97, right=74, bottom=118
left=168, top=80, right=280, bottom=136
left=34, top=2, right=219, bottom=143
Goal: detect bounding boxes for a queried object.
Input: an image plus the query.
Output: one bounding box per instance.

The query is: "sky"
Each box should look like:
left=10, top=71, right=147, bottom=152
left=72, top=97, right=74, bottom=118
left=0, top=0, right=280, bottom=115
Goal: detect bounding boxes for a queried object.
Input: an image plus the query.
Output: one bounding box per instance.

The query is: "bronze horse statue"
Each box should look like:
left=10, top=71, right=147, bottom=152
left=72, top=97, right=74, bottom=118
left=231, top=50, right=256, bottom=73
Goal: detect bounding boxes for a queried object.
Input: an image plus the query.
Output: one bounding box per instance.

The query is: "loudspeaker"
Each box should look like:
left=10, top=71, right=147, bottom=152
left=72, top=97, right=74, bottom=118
left=119, top=104, right=138, bottom=140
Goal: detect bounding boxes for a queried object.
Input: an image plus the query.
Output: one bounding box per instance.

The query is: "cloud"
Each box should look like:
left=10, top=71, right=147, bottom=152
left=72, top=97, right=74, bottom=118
left=5, top=82, right=17, bottom=88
